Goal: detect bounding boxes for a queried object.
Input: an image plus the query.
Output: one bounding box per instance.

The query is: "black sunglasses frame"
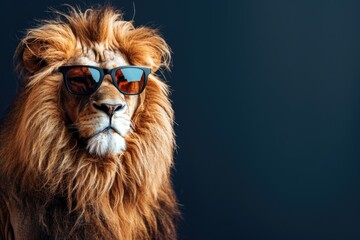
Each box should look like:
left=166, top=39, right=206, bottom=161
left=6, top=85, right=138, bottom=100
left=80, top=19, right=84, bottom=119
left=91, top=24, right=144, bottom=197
left=59, top=65, right=151, bottom=96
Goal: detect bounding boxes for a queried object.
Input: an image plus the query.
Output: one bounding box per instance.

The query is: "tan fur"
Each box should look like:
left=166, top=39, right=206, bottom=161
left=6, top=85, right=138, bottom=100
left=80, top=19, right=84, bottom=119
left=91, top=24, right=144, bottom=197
left=0, top=6, right=178, bottom=239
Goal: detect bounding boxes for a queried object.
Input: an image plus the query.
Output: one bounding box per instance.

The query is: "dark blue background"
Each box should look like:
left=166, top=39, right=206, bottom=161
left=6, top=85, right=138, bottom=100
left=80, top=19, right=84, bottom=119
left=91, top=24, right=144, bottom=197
left=2, top=1, right=360, bottom=239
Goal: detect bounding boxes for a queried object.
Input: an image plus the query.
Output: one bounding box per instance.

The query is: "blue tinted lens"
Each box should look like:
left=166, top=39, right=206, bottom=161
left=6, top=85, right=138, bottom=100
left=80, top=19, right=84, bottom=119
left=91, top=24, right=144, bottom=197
left=66, top=67, right=101, bottom=94
left=115, top=68, right=145, bottom=94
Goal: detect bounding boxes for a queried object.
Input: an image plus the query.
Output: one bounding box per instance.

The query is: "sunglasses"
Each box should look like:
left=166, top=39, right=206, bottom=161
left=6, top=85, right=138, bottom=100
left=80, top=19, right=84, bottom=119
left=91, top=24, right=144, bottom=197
left=59, top=65, right=151, bottom=95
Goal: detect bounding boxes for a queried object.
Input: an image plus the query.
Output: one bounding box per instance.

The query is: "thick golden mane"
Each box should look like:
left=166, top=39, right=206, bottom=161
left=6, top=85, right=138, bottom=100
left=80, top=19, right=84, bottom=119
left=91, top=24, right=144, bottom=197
left=0, top=6, right=178, bottom=239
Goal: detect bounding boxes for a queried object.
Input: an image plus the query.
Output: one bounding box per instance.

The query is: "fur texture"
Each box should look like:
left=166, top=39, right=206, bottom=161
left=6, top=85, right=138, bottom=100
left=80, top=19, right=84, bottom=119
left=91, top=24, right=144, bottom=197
left=0, top=6, right=178, bottom=239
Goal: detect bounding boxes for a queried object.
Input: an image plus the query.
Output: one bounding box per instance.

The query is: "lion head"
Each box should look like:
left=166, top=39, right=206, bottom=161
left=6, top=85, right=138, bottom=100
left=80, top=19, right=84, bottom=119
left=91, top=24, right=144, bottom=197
left=0, top=6, right=178, bottom=240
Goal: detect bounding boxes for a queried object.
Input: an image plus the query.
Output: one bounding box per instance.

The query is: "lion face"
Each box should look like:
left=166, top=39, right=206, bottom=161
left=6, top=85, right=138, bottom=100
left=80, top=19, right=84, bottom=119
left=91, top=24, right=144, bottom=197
left=14, top=4, right=173, bottom=161
left=62, top=46, right=139, bottom=156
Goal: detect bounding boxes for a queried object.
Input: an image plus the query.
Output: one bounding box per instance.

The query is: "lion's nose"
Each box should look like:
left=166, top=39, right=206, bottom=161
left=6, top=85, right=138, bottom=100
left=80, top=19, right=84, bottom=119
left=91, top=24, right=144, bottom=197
left=93, top=102, right=126, bottom=116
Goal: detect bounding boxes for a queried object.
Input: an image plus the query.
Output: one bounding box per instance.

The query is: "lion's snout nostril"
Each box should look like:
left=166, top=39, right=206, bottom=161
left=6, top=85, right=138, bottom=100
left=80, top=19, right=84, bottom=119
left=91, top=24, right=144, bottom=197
left=93, top=102, right=126, bottom=116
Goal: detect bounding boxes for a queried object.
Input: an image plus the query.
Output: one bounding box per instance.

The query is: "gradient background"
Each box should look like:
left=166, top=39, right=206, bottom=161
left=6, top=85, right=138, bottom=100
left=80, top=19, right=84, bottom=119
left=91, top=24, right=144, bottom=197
left=1, top=1, right=360, bottom=239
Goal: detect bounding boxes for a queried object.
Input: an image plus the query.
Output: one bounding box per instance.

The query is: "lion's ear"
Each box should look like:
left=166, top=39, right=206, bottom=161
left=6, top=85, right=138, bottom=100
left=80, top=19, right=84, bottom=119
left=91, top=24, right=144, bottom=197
left=122, top=27, right=171, bottom=72
left=16, top=39, right=48, bottom=75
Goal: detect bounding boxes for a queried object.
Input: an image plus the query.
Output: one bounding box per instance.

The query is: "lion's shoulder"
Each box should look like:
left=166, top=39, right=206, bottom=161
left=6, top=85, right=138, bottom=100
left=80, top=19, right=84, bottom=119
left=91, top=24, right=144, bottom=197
left=0, top=187, right=44, bottom=240
left=0, top=188, right=14, bottom=240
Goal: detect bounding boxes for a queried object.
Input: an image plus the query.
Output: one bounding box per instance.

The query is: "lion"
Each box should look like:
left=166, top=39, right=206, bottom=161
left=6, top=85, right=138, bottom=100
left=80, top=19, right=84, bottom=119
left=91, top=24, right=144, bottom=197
left=0, top=6, right=179, bottom=240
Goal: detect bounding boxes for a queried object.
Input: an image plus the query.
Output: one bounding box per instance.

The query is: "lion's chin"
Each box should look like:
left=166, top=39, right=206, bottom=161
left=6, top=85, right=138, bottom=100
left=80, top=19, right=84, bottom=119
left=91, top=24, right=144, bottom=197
left=86, top=130, right=126, bottom=156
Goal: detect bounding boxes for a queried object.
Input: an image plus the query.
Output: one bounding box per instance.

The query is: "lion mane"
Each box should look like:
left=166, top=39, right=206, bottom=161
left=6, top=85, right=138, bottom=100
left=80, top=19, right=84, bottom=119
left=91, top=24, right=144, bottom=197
left=0, top=6, right=178, bottom=240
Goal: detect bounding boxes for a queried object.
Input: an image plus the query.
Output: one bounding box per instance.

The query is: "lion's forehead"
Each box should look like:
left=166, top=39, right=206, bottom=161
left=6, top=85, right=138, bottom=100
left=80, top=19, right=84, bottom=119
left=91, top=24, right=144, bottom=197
left=68, top=42, right=129, bottom=68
